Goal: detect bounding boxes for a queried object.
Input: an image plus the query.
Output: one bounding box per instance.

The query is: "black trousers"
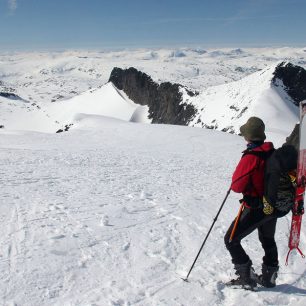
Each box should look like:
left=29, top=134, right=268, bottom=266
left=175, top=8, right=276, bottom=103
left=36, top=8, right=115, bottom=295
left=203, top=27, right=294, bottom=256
left=224, top=206, right=278, bottom=267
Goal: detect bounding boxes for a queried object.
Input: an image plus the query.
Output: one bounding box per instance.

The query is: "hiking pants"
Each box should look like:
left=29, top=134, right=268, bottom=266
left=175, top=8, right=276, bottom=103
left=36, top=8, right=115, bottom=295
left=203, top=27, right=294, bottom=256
left=224, top=206, right=278, bottom=267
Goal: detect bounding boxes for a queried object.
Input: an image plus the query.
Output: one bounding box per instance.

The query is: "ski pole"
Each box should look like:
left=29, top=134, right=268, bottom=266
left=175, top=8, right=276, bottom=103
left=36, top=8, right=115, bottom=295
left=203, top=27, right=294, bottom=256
left=182, top=188, right=231, bottom=282
left=182, top=167, right=259, bottom=282
left=229, top=203, right=244, bottom=243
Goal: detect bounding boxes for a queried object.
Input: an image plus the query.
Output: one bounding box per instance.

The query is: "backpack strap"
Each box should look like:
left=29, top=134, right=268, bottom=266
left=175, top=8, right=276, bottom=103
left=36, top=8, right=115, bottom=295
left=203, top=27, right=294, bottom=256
left=241, top=149, right=275, bottom=198
left=242, top=149, right=275, bottom=160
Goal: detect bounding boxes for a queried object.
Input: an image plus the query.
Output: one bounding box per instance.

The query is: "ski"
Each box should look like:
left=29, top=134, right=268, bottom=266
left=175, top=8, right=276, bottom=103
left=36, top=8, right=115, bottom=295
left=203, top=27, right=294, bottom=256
left=286, top=100, right=306, bottom=265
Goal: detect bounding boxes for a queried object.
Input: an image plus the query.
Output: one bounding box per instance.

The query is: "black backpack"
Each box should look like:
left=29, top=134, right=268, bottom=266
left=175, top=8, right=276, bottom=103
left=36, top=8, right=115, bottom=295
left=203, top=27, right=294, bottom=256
left=264, top=145, right=297, bottom=215
left=243, top=145, right=297, bottom=215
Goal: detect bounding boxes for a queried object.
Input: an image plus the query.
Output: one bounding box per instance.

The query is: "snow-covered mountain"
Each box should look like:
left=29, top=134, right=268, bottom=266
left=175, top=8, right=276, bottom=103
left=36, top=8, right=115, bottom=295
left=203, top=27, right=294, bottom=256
left=189, top=62, right=302, bottom=140
left=1, top=58, right=304, bottom=147
left=1, top=48, right=305, bottom=138
left=108, top=62, right=304, bottom=146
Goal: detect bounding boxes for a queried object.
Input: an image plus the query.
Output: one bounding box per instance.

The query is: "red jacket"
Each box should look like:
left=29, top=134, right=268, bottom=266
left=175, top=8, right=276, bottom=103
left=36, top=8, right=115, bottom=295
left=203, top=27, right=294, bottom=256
left=231, top=142, right=274, bottom=198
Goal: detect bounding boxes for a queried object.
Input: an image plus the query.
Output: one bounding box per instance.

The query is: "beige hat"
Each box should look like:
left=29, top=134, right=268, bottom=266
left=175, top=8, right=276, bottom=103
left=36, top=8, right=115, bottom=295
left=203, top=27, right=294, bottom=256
left=240, top=117, right=266, bottom=141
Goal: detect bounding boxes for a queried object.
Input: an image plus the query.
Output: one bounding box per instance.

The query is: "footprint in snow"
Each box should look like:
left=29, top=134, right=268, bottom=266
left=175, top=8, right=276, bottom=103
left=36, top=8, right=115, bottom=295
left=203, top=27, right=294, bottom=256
left=51, top=234, right=65, bottom=240
left=111, top=299, right=125, bottom=306
left=170, top=214, right=183, bottom=221
left=100, top=215, right=113, bottom=226
left=140, top=190, right=153, bottom=200
left=122, top=242, right=130, bottom=251
left=50, top=250, right=67, bottom=256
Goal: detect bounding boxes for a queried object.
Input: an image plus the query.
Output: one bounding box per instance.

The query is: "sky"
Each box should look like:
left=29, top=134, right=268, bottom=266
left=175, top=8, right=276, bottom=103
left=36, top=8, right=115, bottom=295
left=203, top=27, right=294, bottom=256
left=0, top=0, right=306, bottom=50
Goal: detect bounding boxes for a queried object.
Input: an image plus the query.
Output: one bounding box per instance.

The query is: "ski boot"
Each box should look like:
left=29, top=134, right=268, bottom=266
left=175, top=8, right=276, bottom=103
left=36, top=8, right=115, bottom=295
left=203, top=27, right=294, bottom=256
left=226, top=260, right=257, bottom=290
left=256, top=264, right=279, bottom=288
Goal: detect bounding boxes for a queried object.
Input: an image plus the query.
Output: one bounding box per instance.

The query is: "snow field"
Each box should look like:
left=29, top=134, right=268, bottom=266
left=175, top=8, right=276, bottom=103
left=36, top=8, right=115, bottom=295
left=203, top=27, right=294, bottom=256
left=0, top=117, right=305, bottom=305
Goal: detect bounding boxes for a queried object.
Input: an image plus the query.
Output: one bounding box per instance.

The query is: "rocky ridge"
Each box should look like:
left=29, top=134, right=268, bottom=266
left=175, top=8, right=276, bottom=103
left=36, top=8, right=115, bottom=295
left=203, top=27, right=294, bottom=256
left=272, top=62, right=306, bottom=106
left=109, top=63, right=305, bottom=136
left=109, top=67, right=198, bottom=125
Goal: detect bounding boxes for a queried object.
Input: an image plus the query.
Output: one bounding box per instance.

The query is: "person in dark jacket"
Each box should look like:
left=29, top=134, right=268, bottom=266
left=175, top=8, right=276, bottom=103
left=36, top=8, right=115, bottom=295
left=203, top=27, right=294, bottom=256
left=224, top=117, right=277, bottom=289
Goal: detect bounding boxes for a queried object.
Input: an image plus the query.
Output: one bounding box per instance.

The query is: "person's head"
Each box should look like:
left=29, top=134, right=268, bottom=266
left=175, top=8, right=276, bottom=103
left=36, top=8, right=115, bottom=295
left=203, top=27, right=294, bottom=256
left=240, top=117, right=266, bottom=142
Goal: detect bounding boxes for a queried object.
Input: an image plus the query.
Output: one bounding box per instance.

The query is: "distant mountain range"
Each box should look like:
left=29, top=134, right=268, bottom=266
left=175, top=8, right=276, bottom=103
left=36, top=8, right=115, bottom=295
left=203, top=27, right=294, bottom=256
left=0, top=49, right=305, bottom=144
left=1, top=48, right=306, bottom=104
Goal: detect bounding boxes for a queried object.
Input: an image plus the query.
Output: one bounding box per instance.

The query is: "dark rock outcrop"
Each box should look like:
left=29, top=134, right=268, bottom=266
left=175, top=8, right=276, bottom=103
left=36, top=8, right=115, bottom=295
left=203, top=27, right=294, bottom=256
left=0, top=92, right=23, bottom=100
left=272, top=62, right=306, bottom=106
left=108, top=67, right=197, bottom=125
left=56, top=124, right=73, bottom=133
left=0, top=80, right=16, bottom=94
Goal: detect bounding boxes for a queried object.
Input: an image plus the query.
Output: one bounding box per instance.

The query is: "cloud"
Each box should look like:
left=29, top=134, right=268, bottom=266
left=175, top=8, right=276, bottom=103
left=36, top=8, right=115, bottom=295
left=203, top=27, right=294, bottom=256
left=8, top=0, right=17, bottom=12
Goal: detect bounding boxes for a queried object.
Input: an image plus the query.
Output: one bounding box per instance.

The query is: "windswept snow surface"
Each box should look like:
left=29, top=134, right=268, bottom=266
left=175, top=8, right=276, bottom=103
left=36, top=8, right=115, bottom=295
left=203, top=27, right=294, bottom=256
left=0, top=118, right=305, bottom=306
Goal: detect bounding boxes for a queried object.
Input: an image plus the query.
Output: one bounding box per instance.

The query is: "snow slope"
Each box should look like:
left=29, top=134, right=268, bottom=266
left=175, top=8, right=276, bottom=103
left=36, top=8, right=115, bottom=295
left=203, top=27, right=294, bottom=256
left=0, top=82, right=150, bottom=132
left=0, top=117, right=305, bottom=306
left=47, top=82, right=151, bottom=130
left=188, top=64, right=299, bottom=147
left=0, top=95, right=51, bottom=132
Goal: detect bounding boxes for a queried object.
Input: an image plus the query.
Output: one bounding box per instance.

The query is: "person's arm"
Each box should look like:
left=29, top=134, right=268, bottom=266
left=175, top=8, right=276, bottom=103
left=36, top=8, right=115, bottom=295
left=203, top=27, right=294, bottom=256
left=231, top=154, right=258, bottom=193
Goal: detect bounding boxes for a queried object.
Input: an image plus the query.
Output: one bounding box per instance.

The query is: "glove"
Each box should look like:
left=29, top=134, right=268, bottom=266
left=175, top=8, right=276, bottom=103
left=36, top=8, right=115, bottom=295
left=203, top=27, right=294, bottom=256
left=263, top=196, right=274, bottom=215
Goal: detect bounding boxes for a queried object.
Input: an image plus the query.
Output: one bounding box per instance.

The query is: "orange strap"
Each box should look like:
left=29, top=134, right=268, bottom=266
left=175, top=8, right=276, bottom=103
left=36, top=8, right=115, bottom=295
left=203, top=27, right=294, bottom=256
left=229, top=203, right=244, bottom=243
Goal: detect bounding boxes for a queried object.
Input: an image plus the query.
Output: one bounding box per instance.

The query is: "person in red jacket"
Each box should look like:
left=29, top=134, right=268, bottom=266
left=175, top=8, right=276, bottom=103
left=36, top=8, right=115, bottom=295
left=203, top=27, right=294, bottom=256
left=224, top=117, right=278, bottom=289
